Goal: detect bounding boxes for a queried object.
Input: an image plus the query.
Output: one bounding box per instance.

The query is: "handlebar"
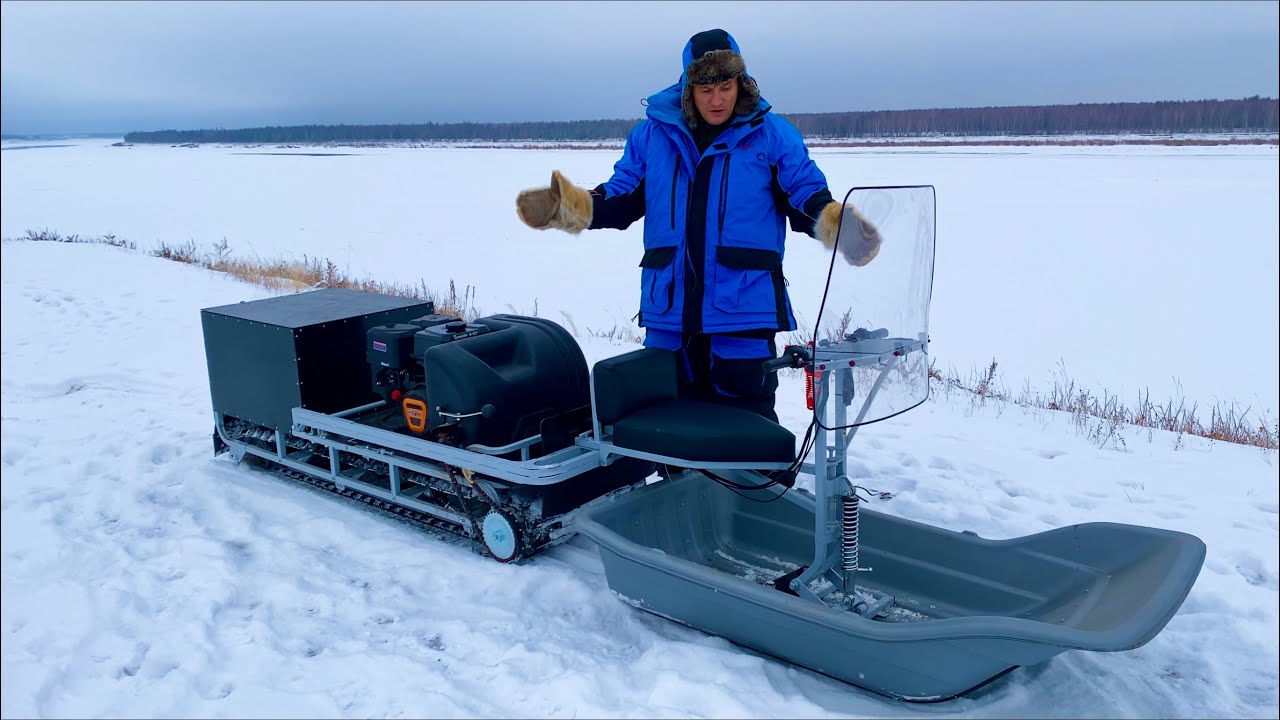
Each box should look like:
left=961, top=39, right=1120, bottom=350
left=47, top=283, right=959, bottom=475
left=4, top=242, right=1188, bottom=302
left=762, top=355, right=794, bottom=372
left=762, top=344, right=813, bottom=373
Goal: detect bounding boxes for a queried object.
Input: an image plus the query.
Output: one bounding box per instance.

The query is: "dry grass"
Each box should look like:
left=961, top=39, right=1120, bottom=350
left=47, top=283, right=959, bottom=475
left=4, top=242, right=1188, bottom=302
left=791, top=312, right=1276, bottom=451
left=584, top=322, right=644, bottom=344
left=17, top=228, right=136, bottom=250
left=15, top=229, right=1277, bottom=451
left=152, top=237, right=482, bottom=320
left=14, top=229, right=481, bottom=319
left=932, top=357, right=1278, bottom=451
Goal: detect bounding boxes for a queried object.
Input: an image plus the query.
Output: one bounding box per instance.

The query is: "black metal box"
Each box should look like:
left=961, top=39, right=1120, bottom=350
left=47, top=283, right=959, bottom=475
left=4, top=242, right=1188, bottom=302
left=201, top=289, right=435, bottom=433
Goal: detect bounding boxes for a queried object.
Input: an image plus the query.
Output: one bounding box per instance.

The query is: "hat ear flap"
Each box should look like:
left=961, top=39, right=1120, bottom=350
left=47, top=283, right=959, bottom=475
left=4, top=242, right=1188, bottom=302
left=735, top=74, right=760, bottom=117
left=682, top=83, right=700, bottom=129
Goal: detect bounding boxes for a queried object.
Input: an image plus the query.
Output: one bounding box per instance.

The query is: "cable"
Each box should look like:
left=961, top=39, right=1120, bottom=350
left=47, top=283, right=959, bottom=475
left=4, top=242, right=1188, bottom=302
left=696, top=468, right=795, bottom=503
left=690, top=413, right=817, bottom=504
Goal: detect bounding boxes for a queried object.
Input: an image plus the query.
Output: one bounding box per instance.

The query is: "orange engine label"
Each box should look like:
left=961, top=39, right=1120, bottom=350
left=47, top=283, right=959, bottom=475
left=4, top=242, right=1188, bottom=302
left=402, top=397, right=429, bottom=433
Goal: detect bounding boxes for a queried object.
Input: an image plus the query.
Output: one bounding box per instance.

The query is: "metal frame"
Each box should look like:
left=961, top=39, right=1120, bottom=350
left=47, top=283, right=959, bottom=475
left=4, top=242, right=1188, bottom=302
left=214, top=328, right=923, bottom=591
left=215, top=357, right=807, bottom=551
left=786, top=336, right=927, bottom=614
left=289, top=407, right=600, bottom=485
left=215, top=413, right=472, bottom=527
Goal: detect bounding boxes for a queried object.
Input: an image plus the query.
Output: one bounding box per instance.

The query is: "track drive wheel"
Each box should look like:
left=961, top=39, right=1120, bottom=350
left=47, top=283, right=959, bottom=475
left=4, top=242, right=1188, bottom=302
left=480, top=510, right=523, bottom=563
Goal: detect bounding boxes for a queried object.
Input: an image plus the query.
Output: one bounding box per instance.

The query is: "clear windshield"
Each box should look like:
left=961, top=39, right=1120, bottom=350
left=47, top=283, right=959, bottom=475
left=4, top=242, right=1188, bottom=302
left=812, top=185, right=936, bottom=429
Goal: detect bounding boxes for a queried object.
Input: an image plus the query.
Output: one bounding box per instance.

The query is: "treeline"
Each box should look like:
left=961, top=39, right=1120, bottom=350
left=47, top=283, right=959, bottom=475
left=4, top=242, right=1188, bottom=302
left=125, top=119, right=640, bottom=144
left=787, top=97, right=1278, bottom=138
left=124, top=97, right=1277, bottom=144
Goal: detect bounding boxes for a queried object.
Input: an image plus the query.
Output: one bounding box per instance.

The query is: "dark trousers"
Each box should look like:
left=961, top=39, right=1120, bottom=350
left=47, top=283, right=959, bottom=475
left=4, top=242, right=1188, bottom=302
left=675, top=333, right=780, bottom=423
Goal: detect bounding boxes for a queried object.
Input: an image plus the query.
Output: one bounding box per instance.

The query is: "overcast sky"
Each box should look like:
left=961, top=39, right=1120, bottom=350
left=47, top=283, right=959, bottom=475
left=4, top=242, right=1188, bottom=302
left=1, top=0, right=1277, bottom=135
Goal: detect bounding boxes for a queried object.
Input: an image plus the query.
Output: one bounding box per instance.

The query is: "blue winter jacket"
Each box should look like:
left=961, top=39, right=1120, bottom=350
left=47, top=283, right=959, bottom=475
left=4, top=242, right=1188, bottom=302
left=588, top=34, right=834, bottom=336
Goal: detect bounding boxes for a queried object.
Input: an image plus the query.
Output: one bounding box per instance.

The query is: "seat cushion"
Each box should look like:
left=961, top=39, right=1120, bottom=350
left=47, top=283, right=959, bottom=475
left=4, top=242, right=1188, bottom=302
left=592, top=348, right=678, bottom=427
left=611, top=398, right=796, bottom=464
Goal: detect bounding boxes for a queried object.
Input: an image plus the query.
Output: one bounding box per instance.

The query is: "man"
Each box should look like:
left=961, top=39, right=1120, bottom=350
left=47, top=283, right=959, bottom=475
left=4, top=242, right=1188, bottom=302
left=516, top=28, right=880, bottom=423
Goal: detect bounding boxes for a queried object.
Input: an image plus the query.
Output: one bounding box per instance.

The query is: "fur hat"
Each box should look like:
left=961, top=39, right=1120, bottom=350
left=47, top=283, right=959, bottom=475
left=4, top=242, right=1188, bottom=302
left=680, top=29, right=761, bottom=129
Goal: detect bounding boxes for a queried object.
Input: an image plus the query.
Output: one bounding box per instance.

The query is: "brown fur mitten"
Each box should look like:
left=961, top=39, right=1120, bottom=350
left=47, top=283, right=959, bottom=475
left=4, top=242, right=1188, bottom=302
left=816, top=201, right=882, bottom=267
left=516, top=170, right=593, bottom=234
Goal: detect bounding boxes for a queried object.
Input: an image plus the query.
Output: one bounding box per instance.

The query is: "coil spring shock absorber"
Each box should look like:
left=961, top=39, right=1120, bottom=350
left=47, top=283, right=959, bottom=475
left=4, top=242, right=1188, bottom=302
left=841, top=487, right=892, bottom=604
left=841, top=492, right=861, bottom=578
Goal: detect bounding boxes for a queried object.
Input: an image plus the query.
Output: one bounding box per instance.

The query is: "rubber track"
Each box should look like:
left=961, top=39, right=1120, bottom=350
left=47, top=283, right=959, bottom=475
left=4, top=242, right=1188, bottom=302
left=252, top=455, right=484, bottom=554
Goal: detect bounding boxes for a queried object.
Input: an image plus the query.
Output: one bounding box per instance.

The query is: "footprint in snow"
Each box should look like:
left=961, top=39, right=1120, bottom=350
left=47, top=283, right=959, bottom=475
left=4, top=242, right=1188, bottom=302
left=927, top=456, right=953, bottom=471
left=994, top=496, right=1020, bottom=512
left=1234, top=554, right=1278, bottom=591
left=2, top=447, right=28, bottom=466
left=116, top=641, right=150, bottom=679
left=196, top=681, right=234, bottom=700
left=1067, top=496, right=1098, bottom=511
left=223, top=540, right=252, bottom=567
left=148, top=443, right=178, bottom=465
left=995, top=479, right=1035, bottom=499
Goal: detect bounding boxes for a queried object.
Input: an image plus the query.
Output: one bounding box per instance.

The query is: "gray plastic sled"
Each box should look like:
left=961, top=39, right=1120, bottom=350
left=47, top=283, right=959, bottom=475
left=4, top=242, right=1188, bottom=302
left=575, top=185, right=1206, bottom=700
left=576, top=471, right=1206, bottom=701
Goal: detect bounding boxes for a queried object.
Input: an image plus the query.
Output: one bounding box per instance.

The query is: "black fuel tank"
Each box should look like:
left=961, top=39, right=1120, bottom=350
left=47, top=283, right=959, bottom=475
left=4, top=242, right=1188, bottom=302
left=421, top=315, right=589, bottom=449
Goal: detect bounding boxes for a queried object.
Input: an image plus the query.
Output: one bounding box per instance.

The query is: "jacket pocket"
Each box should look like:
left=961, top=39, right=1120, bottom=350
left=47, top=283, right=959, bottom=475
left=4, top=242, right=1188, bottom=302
left=711, top=246, right=782, bottom=314
left=638, top=246, right=678, bottom=316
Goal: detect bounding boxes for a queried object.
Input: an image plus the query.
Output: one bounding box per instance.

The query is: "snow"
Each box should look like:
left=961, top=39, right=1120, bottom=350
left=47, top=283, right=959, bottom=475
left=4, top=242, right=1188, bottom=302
left=2, top=139, right=1278, bottom=716
left=2, top=139, right=1276, bottom=422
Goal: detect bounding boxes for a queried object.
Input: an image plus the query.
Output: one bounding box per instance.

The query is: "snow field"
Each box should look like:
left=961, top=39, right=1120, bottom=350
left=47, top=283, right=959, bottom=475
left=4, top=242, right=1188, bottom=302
left=2, top=240, right=1277, bottom=717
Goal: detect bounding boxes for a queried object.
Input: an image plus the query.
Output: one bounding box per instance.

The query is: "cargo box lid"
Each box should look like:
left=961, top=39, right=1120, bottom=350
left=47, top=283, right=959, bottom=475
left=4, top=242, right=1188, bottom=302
left=202, top=288, right=428, bottom=329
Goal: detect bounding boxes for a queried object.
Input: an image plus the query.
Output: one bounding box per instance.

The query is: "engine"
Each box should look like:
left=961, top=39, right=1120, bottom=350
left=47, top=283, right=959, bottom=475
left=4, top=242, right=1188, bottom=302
left=366, top=313, right=590, bottom=450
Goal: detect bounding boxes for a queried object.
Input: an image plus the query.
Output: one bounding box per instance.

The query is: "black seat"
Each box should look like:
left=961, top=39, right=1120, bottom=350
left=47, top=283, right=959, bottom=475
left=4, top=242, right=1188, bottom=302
left=593, top=348, right=796, bottom=465
left=612, top=398, right=796, bottom=463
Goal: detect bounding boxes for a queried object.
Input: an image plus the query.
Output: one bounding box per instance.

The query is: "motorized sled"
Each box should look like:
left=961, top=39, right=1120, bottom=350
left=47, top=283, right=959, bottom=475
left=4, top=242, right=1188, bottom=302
left=202, top=185, right=1205, bottom=701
